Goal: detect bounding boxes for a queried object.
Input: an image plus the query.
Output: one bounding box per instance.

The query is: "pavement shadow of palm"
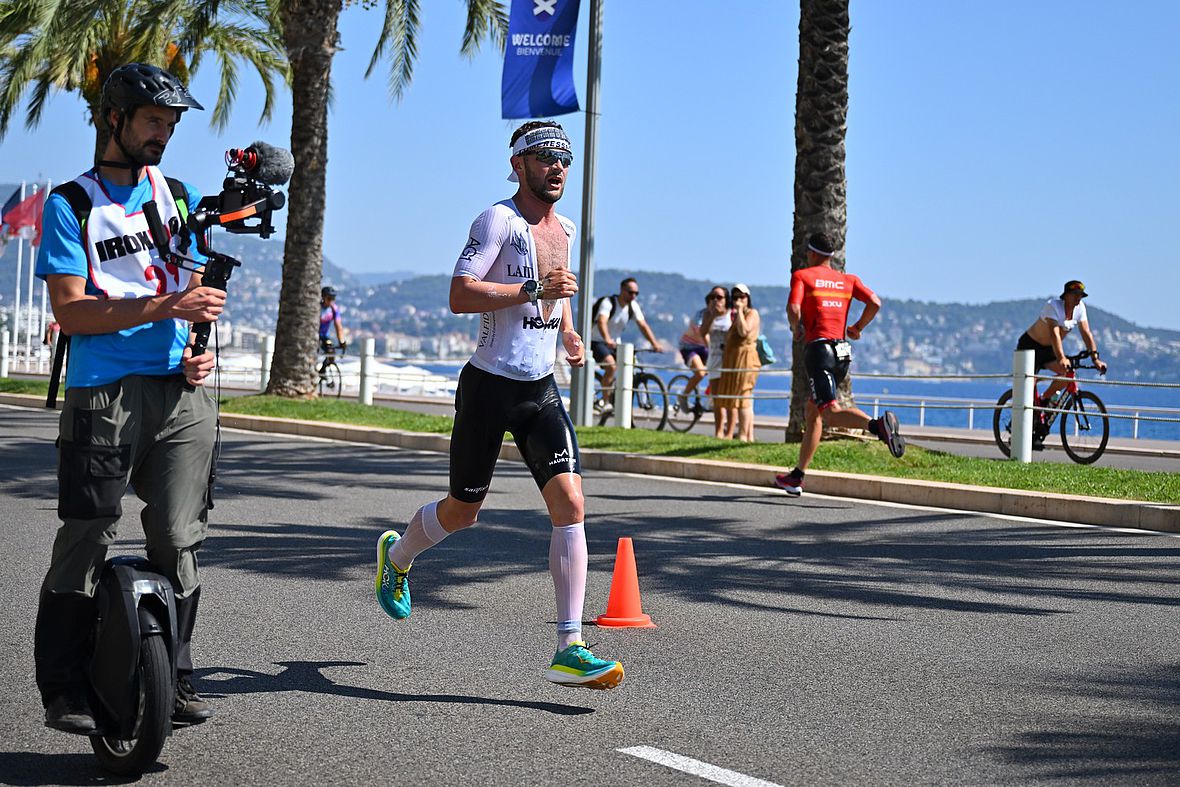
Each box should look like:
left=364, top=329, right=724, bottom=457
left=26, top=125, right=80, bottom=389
left=985, top=661, right=1180, bottom=780
left=193, top=660, right=593, bottom=717
left=599, top=507, right=1180, bottom=619
left=0, top=751, right=161, bottom=786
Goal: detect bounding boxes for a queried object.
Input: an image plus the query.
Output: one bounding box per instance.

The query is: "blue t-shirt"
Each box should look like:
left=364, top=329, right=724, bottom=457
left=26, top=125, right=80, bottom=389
left=36, top=172, right=206, bottom=389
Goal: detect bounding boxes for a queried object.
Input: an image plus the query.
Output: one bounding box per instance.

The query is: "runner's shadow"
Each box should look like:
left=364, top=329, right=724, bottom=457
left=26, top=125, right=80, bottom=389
left=193, top=660, right=594, bottom=717
left=0, top=752, right=161, bottom=785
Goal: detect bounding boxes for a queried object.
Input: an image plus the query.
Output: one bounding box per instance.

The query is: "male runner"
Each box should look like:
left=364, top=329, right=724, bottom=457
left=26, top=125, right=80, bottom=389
left=373, top=121, right=623, bottom=690
left=775, top=232, right=905, bottom=497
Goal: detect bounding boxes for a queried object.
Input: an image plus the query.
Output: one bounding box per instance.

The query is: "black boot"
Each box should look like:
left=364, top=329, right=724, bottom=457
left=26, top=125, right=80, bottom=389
left=35, top=591, right=98, bottom=733
left=173, top=587, right=212, bottom=724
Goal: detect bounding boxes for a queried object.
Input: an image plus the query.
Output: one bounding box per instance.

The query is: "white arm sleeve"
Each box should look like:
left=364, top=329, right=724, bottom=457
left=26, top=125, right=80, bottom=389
left=453, top=207, right=509, bottom=281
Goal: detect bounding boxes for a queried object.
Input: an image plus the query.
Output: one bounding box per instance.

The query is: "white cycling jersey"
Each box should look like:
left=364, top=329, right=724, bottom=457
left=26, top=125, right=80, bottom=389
left=453, top=199, right=575, bottom=381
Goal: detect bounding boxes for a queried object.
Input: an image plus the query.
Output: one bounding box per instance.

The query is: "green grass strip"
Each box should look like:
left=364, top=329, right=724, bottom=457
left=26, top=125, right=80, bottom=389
left=220, top=395, right=1179, bottom=505
left=0, top=378, right=50, bottom=396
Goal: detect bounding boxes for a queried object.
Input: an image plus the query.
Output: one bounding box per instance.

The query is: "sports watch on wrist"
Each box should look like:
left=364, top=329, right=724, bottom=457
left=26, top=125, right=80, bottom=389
left=523, top=279, right=543, bottom=304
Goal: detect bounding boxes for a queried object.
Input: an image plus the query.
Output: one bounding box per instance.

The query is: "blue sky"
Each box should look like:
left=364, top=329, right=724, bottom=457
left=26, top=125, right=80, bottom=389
left=2, top=0, right=1178, bottom=330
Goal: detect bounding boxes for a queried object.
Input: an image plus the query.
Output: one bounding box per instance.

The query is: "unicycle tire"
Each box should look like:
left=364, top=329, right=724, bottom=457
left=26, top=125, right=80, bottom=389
left=91, top=627, right=172, bottom=776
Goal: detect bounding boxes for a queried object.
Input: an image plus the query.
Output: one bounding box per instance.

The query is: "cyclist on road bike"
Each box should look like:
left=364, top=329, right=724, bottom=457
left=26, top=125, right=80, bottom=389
left=319, top=285, right=345, bottom=353
left=373, top=120, right=623, bottom=690
left=1017, top=280, right=1108, bottom=392
left=591, top=277, right=665, bottom=405
left=776, top=232, right=905, bottom=497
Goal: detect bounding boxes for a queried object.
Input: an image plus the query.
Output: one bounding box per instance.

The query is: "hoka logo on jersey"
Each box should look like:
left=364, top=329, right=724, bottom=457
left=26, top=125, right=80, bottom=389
left=523, top=315, right=560, bottom=330
left=93, top=230, right=156, bottom=262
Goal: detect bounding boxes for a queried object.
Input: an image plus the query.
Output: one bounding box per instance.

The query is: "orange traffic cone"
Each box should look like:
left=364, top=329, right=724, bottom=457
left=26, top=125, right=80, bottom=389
left=595, top=537, right=657, bottom=628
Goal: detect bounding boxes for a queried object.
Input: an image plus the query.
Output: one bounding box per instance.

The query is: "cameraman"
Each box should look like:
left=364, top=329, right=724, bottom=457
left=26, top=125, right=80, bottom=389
left=34, top=63, right=221, bottom=733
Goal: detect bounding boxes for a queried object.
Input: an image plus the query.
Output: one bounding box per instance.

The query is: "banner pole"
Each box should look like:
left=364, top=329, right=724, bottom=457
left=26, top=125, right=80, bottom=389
left=571, top=0, right=603, bottom=427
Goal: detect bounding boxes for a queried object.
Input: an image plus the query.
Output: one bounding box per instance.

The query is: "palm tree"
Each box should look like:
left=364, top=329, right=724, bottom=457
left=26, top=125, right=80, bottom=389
left=266, top=0, right=507, bottom=397
left=786, top=0, right=849, bottom=441
left=0, top=0, right=287, bottom=162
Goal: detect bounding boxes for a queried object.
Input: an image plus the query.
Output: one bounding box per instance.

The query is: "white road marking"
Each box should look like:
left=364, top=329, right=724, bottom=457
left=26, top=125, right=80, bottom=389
left=618, top=746, right=783, bottom=787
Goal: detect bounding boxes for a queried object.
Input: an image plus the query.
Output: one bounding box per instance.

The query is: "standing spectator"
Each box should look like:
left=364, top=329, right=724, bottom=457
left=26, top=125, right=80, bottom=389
left=699, top=286, right=732, bottom=438
left=715, top=283, right=761, bottom=441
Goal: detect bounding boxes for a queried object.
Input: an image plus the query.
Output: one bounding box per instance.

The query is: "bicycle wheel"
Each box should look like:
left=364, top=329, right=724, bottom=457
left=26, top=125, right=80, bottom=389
left=666, top=374, right=703, bottom=433
left=992, top=389, right=1013, bottom=457
left=630, top=372, right=668, bottom=431
left=318, top=361, right=343, bottom=398
left=1060, top=390, right=1109, bottom=464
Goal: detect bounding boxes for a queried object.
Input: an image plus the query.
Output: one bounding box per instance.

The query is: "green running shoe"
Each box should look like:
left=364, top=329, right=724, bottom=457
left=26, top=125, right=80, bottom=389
left=545, top=641, right=624, bottom=690
left=375, top=530, right=411, bottom=619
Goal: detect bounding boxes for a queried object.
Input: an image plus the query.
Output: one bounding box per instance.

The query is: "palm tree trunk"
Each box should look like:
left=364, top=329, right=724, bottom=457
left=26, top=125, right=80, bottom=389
left=268, top=0, right=342, bottom=397
left=785, top=0, right=850, bottom=441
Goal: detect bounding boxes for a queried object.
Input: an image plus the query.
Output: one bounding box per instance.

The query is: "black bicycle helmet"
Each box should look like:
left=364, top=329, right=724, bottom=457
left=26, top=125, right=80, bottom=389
left=101, top=63, right=205, bottom=115
left=322, top=286, right=337, bottom=298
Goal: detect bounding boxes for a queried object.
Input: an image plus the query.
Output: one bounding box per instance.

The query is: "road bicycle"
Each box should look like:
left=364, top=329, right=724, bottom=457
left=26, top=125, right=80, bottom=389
left=317, top=341, right=346, bottom=398
left=993, top=350, right=1110, bottom=464
left=666, top=372, right=711, bottom=432
left=592, top=348, right=668, bottom=430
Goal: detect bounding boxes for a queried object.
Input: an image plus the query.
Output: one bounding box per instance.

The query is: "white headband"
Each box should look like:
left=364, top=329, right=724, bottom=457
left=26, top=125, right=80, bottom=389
left=807, top=242, right=835, bottom=256
left=508, top=126, right=572, bottom=182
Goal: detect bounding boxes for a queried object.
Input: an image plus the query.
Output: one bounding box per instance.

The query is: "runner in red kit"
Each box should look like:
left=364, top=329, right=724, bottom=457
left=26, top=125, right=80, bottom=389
left=775, top=232, right=905, bottom=498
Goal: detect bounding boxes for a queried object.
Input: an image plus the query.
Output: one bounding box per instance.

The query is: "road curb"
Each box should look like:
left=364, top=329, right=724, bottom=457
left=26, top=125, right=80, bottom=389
left=3, top=394, right=1174, bottom=534
left=211, top=411, right=1179, bottom=535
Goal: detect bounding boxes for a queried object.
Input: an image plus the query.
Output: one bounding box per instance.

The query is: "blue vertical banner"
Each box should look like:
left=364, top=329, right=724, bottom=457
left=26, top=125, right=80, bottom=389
left=501, top=0, right=581, bottom=118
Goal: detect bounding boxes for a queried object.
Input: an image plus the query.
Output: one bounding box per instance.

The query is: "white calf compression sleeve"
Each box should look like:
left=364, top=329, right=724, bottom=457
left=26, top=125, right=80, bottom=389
left=549, top=522, right=587, bottom=649
left=389, top=501, right=450, bottom=569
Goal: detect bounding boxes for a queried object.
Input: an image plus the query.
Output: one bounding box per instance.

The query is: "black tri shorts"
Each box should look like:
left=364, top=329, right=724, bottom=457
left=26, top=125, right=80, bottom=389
left=804, top=339, right=852, bottom=411
left=449, top=363, right=581, bottom=503
left=1016, top=332, right=1056, bottom=370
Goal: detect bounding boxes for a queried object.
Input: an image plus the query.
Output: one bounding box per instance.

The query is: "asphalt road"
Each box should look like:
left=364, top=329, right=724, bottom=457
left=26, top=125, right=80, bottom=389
left=2, top=404, right=1179, bottom=786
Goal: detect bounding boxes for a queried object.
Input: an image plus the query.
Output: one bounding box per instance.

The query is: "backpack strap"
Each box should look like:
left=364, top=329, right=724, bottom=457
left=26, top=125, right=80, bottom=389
left=50, top=181, right=92, bottom=231
left=164, top=176, right=189, bottom=222
left=44, top=182, right=89, bottom=409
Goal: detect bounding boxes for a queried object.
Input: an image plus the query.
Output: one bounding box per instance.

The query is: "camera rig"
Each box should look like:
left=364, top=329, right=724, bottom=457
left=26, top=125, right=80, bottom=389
left=142, top=149, right=287, bottom=377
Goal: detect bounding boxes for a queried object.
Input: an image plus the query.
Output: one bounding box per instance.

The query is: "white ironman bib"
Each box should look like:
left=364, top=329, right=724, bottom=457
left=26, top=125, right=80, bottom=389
left=80, top=167, right=192, bottom=299
left=453, top=200, right=575, bottom=381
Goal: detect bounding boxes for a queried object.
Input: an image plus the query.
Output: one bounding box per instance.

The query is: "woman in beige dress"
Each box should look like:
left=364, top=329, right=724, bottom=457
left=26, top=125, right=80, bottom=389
left=715, top=283, right=761, bottom=441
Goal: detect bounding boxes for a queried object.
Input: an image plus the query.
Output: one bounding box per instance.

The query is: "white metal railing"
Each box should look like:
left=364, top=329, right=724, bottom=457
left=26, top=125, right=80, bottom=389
left=6, top=339, right=1178, bottom=448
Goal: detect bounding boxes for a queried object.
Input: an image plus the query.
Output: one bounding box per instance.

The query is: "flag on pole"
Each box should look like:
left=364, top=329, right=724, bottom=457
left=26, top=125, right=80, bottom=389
left=501, top=0, right=581, bottom=118
left=2, top=189, right=46, bottom=246
left=1, top=187, right=22, bottom=236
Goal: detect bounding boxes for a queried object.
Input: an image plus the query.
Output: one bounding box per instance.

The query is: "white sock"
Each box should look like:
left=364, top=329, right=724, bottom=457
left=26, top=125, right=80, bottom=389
left=549, top=522, right=587, bottom=650
left=389, top=501, right=450, bottom=569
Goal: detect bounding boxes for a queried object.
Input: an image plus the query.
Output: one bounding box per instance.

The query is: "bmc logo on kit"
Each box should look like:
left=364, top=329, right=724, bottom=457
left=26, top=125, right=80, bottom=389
left=522, top=316, right=560, bottom=330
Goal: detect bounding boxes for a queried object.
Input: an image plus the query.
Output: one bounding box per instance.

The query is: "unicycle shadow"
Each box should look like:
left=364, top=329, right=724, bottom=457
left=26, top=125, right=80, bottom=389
left=193, top=660, right=594, bottom=716
left=0, top=751, right=164, bottom=785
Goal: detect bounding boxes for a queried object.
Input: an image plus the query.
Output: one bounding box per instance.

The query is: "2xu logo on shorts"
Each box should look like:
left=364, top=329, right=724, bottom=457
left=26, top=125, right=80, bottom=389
left=522, top=315, right=560, bottom=330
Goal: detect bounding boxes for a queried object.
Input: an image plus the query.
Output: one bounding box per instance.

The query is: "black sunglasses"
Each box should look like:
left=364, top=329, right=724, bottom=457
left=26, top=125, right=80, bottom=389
left=707, top=293, right=725, bottom=301
left=529, top=149, right=574, bottom=168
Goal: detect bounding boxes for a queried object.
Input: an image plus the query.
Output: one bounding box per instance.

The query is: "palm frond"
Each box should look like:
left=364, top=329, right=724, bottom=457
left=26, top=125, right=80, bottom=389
left=365, top=0, right=419, bottom=102
left=460, top=0, right=508, bottom=58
